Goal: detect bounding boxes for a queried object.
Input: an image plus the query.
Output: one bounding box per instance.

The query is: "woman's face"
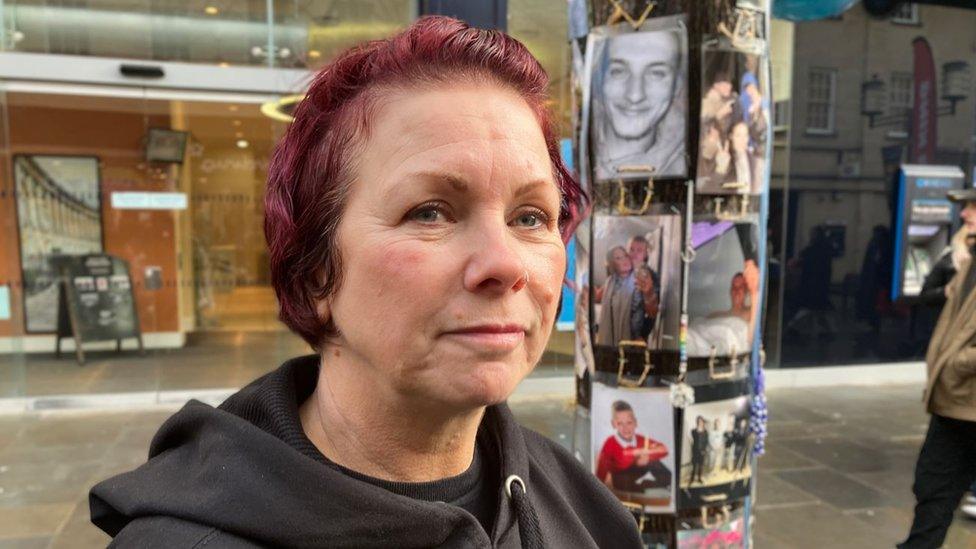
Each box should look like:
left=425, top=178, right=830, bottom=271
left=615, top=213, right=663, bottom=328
left=731, top=122, right=750, bottom=153
left=611, top=248, right=633, bottom=276
left=325, top=84, right=565, bottom=411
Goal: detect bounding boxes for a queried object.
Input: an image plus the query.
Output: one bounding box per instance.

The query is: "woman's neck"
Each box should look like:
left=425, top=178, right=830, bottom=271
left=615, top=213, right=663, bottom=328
left=299, top=352, right=485, bottom=483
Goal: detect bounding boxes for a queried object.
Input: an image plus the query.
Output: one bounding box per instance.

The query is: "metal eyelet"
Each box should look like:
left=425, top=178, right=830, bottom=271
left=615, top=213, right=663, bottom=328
left=505, top=474, right=526, bottom=499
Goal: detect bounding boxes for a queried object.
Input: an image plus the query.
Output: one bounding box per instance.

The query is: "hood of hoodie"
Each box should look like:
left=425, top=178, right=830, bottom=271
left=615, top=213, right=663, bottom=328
left=89, top=355, right=534, bottom=548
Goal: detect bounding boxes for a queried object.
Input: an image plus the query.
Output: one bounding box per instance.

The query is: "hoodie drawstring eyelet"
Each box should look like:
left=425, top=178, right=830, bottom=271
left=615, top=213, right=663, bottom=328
left=505, top=475, right=543, bottom=549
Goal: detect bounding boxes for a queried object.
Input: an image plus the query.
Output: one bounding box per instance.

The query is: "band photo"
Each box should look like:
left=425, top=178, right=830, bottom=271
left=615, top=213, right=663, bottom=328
left=591, top=210, right=682, bottom=351
left=686, top=220, right=760, bottom=358
left=591, top=382, right=676, bottom=513
left=586, top=15, right=688, bottom=182
left=679, top=394, right=752, bottom=493
left=676, top=504, right=746, bottom=549
left=696, top=45, right=768, bottom=195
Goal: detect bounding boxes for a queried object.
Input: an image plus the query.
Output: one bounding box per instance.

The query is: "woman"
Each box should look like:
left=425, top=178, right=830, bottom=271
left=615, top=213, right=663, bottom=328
left=690, top=416, right=709, bottom=485
left=596, top=246, right=635, bottom=346
left=89, top=17, right=642, bottom=549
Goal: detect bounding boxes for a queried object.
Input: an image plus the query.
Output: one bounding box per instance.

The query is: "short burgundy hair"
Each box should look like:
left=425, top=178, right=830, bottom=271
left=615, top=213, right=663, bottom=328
left=264, top=15, right=586, bottom=349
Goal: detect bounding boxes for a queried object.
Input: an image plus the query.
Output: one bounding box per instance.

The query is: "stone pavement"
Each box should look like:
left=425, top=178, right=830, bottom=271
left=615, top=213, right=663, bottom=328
left=1, top=383, right=974, bottom=548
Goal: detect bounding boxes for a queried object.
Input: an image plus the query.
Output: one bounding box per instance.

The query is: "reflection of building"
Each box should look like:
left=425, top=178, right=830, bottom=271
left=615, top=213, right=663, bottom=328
left=768, top=3, right=976, bottom=366
left=0, top=2, right=575, bottom=398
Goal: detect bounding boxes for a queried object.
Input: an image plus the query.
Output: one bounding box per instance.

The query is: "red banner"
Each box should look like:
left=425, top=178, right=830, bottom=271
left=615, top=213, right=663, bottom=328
left=911, top=37, right=938, bottom=164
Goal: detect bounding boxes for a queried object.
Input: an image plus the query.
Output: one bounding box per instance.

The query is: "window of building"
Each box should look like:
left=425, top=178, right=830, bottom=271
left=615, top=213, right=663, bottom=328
left=774, top=99, right=790, bottom=132
left=889, top=71, right=913, bottom=113
left=805, top=68, right=836, bottom=134
left=891, top=3, right=919, bottom=24
left=888, top=71, right=913, bottom=138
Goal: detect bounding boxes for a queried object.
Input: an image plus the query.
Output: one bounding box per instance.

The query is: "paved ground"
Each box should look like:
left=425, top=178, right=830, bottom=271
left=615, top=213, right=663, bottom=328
left=1, top=383, right=974, bottom=548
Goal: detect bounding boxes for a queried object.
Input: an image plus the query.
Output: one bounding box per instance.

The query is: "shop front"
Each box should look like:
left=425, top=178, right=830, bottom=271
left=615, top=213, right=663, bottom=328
left=0, top=0, right=577, bottom=402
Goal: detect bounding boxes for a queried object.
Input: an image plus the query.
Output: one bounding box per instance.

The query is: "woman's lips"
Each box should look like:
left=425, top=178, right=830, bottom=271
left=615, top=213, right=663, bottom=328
left=443, top=325, right=526, bottom=352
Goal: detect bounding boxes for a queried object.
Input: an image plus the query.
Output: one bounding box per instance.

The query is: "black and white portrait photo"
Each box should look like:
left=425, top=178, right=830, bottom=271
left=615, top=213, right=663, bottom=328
left=586, top=15, right=688, bottom=182
left=696, top=46, right=769, bottom=195
left=686, top=220, right=760, bottom=358
left=591, top=209, right=682, bottom=350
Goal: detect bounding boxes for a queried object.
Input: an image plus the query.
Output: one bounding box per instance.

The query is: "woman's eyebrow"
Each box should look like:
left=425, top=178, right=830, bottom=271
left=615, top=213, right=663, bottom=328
left=513, top=179, right=558, bottom=199
left=402, top=171, right=469, bottom=193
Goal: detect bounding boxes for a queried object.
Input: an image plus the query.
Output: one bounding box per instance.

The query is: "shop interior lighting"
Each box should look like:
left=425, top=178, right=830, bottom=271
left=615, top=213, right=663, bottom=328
left=236, top=139, right=249, bottom=149
left=205, top=6, right=219, bottom=15
left=260, top=95, right=304, bottom=123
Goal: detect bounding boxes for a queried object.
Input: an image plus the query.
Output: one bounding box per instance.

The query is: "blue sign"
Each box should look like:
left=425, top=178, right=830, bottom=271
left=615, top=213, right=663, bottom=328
left=0, top=285, right=9, bottom=320
left=557, top=238, right=576, bottom=331
left=557, top=138, right=576, bottom=331
left=915, top=178, right=953, bottom=189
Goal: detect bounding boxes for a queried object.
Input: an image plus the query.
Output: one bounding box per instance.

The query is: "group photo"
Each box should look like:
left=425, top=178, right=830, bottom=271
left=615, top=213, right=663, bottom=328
left=696, top=45, right=769, bottom=195
left=679, top=395, right=753, bottom=490
left=591, top=210, right=682, bottom=350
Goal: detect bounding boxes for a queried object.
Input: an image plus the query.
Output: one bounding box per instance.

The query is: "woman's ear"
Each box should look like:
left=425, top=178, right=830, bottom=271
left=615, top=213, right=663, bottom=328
left=314, top=268, right=332, bottom=325
left=316, top=298, right=331, bottom=324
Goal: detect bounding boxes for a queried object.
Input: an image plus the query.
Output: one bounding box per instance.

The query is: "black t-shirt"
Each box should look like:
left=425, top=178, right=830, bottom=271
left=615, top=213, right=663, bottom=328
left=282, top=369, right=498, bottom=536
left=328, top=439, right=497, bottom=535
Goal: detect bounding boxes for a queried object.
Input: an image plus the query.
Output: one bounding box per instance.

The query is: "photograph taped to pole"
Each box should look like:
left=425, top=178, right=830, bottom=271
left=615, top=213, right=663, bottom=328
left=53, top=254, right=144, bottom=365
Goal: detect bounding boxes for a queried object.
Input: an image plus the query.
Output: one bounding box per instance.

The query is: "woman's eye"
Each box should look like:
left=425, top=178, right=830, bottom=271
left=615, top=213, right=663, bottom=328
left=409, top=204, right=447, bottom=224
left=512, top=210, right=548, bottom=229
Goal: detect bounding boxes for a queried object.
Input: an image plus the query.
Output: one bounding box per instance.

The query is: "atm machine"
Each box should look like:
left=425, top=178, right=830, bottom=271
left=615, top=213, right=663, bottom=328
left=892, top=164, right=966, bottom=301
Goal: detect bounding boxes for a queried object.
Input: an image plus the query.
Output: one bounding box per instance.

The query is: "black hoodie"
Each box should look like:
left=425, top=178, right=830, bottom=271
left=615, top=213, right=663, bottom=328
left=90, top=355, right=642, bottom=548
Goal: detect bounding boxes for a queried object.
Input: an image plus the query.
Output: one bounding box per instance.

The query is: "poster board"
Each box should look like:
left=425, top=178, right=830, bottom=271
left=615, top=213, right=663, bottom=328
left=52, top=254, right=143, bottom=364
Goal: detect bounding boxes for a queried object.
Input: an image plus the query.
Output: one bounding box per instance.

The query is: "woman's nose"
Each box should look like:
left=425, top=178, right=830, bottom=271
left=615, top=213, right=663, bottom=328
left=462, top=221, right=526, bottom=295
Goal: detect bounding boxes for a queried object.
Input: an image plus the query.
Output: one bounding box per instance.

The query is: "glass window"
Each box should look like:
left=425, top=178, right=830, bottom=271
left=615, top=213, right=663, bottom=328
left=1, top=1, right=416, bottom=68
left=805, top=68, right=835, bottom=134
left=891, top=3, right=919, bottom=25
left=889, top=71, right=912, bottom=113
left=767, top=3, right=976, bottom=368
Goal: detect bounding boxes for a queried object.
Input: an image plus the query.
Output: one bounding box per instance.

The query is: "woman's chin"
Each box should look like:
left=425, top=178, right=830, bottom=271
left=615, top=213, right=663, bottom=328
left=446, top=362, right=526, bottom=408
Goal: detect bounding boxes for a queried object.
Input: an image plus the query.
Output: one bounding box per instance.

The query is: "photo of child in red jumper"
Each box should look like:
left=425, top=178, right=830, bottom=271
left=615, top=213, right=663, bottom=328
left=592, top=385, right=675, bottom=512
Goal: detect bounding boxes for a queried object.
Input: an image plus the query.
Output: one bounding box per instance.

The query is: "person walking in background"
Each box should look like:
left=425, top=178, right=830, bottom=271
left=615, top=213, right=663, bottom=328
left=917, top=222, right=976, bottom=523
left=785, top=226, right=835, bottom=339
left=900, top=189, right=976, bottom=548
